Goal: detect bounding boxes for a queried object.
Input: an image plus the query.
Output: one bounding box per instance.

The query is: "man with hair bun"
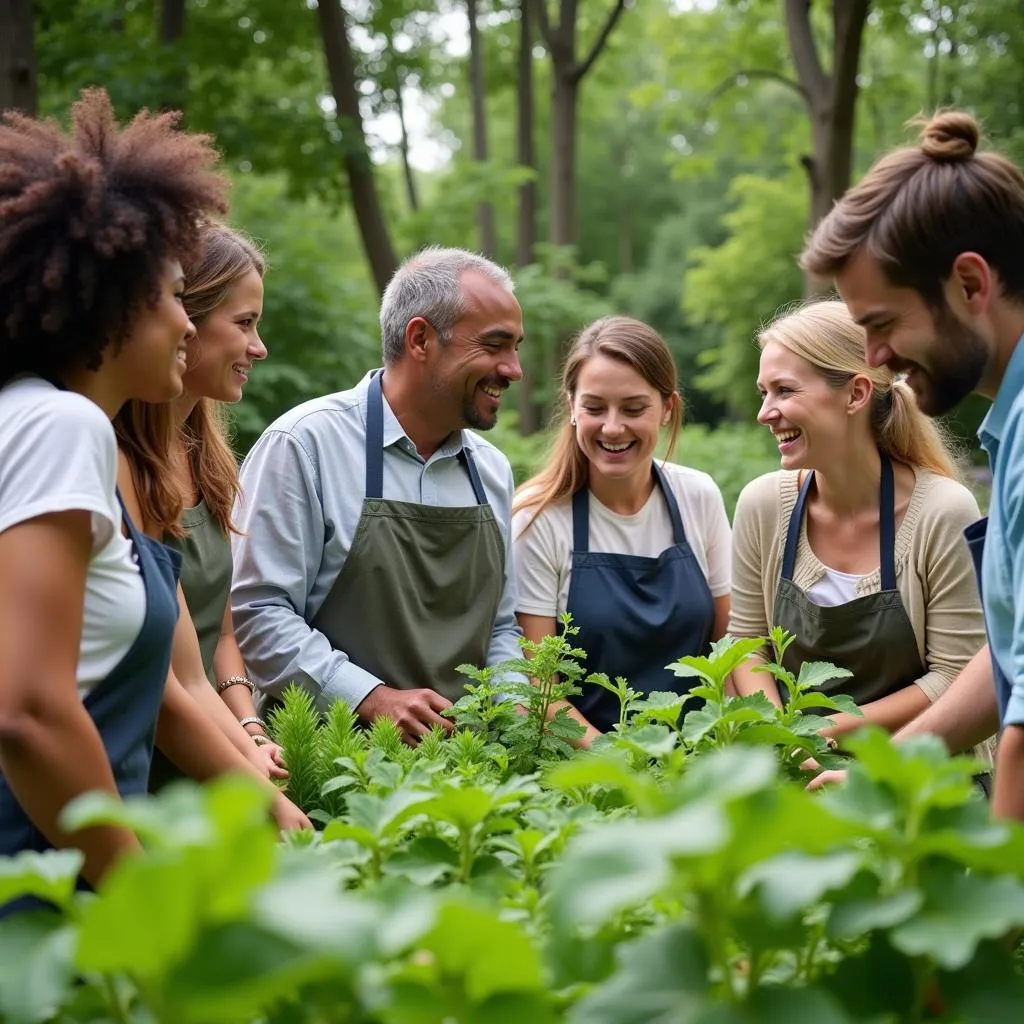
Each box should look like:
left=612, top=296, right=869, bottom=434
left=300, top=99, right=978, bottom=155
left=801, top=110, right=1024, bottom=819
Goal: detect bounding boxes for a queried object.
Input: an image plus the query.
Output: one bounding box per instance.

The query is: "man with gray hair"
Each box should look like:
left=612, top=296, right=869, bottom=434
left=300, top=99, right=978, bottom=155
left=230, top=246, right=525, bottom=744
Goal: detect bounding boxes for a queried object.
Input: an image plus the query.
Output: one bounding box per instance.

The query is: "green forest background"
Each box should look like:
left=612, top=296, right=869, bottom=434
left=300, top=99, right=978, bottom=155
left=8, top=0, right=1020, bottom=512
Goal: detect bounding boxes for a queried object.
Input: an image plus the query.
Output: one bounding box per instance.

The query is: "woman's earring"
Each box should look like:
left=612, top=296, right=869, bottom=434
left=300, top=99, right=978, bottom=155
left=570, top=418, right=577, bottom=427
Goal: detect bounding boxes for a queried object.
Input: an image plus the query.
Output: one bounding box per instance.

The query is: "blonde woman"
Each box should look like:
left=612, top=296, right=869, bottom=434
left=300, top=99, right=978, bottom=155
left=730, top=300, right=987, bottom=744
left=513, top=317, right=732, bottom=742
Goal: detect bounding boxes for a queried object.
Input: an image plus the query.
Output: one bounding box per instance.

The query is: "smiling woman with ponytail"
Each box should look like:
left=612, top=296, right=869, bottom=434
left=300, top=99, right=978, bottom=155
left=729, top=299, right=991, bottom=765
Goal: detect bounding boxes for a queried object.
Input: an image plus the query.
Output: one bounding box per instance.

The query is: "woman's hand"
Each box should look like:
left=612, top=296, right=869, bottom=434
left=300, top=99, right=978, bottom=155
left=250, top=740, right=288, bottom=780
left=271, top=791, right=312, bottom=832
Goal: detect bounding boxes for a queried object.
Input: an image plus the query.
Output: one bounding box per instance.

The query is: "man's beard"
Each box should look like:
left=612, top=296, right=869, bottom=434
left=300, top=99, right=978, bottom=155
left=888, top=305, right=989, bottom=417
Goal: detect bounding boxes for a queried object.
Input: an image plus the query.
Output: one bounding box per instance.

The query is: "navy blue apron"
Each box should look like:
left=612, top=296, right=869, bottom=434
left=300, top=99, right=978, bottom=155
left=564, top=464, right=716, bottom=733
left=0, top=492, right=180, bottom=916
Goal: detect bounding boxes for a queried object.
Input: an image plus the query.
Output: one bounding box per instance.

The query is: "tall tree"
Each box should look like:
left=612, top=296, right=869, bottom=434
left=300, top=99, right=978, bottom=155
left=0, top=0, right=37, bottom=115
left=516, top=0, right=540, bottom=434
left=158, top=0, right=187, bottom=114
left=534, top=0, right=629, bottom=249
left=785, top=0, right=872, bottom=232
left=467, top=0, right=497, bottom=256
left=316, top=0, right=399, bottom=295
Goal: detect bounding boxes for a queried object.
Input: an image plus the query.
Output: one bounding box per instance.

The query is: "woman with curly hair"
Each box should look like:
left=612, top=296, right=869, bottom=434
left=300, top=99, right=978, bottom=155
left=116, top=223, right=287, bottom=788
left=0, top=89, right=303, bottom=908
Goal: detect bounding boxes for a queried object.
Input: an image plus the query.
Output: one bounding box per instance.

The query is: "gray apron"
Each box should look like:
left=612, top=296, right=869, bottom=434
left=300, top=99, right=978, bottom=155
left=773, top=454, right=924, bottom=711
left=310, top=370, right=506, bottom=702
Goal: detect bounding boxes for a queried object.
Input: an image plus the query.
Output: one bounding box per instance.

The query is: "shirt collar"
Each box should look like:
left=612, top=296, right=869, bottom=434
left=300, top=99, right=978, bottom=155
left=979, top=333, right=1024, bottom=449
left=359, top=368, right=466, bottom=457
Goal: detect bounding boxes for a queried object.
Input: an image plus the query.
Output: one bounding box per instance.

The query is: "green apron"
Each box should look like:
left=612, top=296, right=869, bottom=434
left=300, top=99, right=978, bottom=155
left=773, top=454, right=924, bottom=711
left=310, top=370, right=506, bottom=702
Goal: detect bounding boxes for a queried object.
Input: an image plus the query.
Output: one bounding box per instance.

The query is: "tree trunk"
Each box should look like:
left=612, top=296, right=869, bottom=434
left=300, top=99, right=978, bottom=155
left=0, top=0, right=36, bottom=116
left=467, top=0, right=497, bottom=257
left=394, top=72, right=419, bottom=213
left=516, top=0, right=540, bottom=435
left=316, top=0, right=399, bottom=297
left=785, top=0, right=871, bottom=295
left=534, top=0, right=627, bottom=251
left=158, top=0, right=187, bottom=114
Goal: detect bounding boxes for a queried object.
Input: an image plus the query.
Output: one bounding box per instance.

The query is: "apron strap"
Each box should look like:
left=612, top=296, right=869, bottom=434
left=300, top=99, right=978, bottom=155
left=365, top=370, right=386, bottom=500
left=458, top=448, right=490, bottom=506
left=878, top=453, right=897, bottom=591
left=780, top=452, right=898, bottom=588
left=780, top=471, right=814, bottom=582
left=571, top=485, right=590, bottom=554
left=366, top=368, right=491, bottom=506
left=652, top=462, right=687, bottom=546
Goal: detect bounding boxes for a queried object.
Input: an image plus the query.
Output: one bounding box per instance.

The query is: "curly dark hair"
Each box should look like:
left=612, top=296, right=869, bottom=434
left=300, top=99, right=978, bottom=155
left=0, top=87, right=230, bottom=385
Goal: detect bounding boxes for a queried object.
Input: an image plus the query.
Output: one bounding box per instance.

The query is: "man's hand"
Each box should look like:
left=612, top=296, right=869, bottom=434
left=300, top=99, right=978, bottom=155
left=356, top=685, right=454, bottom=746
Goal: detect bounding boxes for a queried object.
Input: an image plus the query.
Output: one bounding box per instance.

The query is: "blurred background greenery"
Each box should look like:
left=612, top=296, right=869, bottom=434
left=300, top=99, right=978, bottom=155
left=9, top=0, right=1015, bottom=512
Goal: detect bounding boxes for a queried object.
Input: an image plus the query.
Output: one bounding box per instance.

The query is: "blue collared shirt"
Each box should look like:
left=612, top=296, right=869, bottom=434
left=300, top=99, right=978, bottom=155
left=230, top=369, right=523, bottom=710
left=979, top=334, right=1024, bottom=726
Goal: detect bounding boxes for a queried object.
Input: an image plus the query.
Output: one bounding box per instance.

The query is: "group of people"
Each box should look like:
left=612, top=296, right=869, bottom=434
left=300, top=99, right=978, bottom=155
left=2, top=88, right=1023, bottom=914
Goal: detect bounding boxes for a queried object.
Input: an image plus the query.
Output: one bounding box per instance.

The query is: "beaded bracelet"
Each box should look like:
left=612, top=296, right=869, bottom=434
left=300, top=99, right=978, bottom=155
left=239, top=716, right=266, bottom=731
left=217, top=675, right=255, bottom=695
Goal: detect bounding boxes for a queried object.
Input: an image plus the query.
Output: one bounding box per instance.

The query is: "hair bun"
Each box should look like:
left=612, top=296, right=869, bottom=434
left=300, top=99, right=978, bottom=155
left=919, top=110, right=980, bottom=162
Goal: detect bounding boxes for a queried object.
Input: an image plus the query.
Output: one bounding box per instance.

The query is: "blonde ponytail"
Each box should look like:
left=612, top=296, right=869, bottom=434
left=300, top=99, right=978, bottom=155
left=876, top=379, right=960, bottom=480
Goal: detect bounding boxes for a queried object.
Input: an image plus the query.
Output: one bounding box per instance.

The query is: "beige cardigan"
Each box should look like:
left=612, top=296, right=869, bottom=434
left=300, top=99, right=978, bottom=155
left=728, top=468, right=987, bottom=704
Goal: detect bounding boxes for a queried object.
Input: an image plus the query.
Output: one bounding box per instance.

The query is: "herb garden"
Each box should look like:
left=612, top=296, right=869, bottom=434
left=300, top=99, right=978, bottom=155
left=2, top=624, right=1023, bottom=1023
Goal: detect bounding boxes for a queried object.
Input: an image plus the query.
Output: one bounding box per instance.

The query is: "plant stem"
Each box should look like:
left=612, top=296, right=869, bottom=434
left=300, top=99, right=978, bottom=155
left=459, top=827, right=475, bottom=885
left=103, top=975, right=132, bottom=1024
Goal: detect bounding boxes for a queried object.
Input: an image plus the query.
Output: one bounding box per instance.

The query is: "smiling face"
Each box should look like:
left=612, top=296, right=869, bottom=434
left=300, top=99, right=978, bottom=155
left=111, top=258, right=196, bottom=403
left=836, top=247, right=992, bottom=416
left=426, top=269, right=524, bottom=431
left=756, top=340, right=865, bottom=470
left=571, top=353, right=673, bottom=482
left=182, top=268, right=267, bottom=404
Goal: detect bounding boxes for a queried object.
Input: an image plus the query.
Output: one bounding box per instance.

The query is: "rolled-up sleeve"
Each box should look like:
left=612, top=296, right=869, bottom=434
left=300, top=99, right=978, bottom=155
left=231, top=429, right=383, bottom=711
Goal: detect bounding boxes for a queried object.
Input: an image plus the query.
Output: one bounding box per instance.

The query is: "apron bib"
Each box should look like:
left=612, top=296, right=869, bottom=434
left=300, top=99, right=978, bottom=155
left=565, top=464, right=716, bottom=733
left=310, top=370, right=506, bottom=702
left=0, top=493, right=180, bottom=916
left=773, top=454, right=923, bottom=710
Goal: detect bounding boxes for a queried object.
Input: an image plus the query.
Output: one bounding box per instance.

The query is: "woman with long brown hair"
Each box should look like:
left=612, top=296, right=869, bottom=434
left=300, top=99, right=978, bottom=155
left=115, top=223, right=305, bottom=799
left=513, top=316, right=732, bottom=742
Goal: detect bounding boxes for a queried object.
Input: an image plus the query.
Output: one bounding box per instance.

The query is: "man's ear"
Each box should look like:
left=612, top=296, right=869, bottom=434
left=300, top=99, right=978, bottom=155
left=948, top=252, right=994, bottom=315
left=405, top=317, right=433, bottom=363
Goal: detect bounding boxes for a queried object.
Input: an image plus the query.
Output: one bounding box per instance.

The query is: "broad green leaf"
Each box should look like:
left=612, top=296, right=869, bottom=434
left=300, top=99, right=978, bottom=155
left=321, top=822, right=378, bottom=848
left=796, top=662, right=854, bottom=690
left=615, top=724, right=679, bottom=757
left=679, top=746, right=778, bottom=803
left=738, top=850, right=863, bottom=921
left=701, top=985, right=856, bottom=1023
left=0, top=850, right=83, bottom=910
left=934, top=939, right=1024, bottom=1022
left=890, top=866, right=1024, bottom=969
left=680, top=707, right=719, bottom=744
left=76, top=852, right=201, bottom=975
left=0, top=915, right=77, bottom=1024
left=383, top=837, right=458, bottom=886
left=820, top=933, right=917, bottom=1020
left=162, top=921, right=351, bottom=1022
left=549, top=801, right=729, bottom=930
left=828, top=876, right=923, bottom=941
left=343, top=789, right=436, bottom=839
left=817, top=693, right=861, bottom=717
left=421, top=901, right=544, bottom=1002
left=567, top=923, right=709, bottom=1024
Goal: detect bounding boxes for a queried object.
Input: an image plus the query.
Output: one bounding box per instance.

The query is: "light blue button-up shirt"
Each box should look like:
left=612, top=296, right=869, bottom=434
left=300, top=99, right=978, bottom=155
left=979, top=334, right=1024, bottom=727
left=231, top=370, right=523, bottom=710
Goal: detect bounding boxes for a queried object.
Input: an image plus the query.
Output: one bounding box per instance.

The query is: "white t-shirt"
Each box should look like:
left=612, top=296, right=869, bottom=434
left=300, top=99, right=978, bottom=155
left=513, top=462, right=732, bottom=619
left=0, top=377, right=146, bottom=697
left=805, top=565, right=867, bottom=607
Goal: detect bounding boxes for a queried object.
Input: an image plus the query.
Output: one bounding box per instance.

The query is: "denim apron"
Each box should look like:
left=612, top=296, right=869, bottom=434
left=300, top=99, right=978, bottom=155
left=0, top=492, right=180, bottom=916
left=564, top=464, right=716, bottom=733
left=773, top=454, right=923, bottom=710
left=309, top=370, right=505, bottom=702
